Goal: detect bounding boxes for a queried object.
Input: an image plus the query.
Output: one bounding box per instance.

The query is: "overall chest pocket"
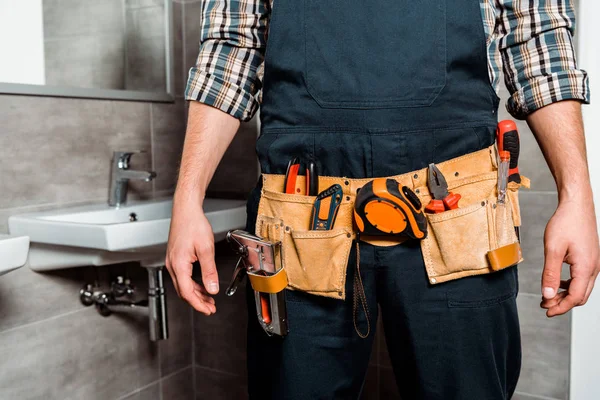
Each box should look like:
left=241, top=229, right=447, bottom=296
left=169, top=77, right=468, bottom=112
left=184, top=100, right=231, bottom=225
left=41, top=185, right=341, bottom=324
left=303, top=0, right=447, bottom=109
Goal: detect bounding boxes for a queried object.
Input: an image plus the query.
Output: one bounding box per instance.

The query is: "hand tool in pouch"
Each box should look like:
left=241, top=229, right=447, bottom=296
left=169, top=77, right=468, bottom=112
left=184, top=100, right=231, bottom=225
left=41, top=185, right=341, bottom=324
left=225, top=230, right=288, bottom=337
left=496, top=120, right=521, bottom=184
left=496, top=120, right=522, bottom=241
left=425, top=164, right=461, bottom=214
left=311, top=184, right=344, bottom=230
left=284, top=157, right=319, bottom=196
left=353, top=178, right=427, bottom=240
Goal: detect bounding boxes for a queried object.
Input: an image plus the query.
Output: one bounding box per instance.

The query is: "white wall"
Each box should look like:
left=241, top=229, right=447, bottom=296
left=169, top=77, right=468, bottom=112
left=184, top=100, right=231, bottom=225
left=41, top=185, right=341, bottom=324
left=0, top=0, right=45, bottom=85
left=570, top=1, right=600, bottom=399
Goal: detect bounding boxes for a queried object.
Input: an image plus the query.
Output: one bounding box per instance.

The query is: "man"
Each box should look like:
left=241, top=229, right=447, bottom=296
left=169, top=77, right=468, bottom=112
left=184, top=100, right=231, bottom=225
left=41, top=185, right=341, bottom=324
left=166, top=0, right=599, bottom=398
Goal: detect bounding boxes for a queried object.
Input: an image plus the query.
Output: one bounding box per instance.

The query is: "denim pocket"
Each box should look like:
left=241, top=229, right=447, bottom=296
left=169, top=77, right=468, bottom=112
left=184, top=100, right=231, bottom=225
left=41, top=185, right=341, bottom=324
left=303, top=0, right=447, bottom=109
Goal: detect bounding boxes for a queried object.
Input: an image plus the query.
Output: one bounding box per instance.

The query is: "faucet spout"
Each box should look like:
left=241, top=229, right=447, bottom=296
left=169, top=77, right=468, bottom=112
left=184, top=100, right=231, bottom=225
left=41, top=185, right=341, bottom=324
left=118, top=170, right=157, bottom=182
left=108, top=151, right=157, bottom=207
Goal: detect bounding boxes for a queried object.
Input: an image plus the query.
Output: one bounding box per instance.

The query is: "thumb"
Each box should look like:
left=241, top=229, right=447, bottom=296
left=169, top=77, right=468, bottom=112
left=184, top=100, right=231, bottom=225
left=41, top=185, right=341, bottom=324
left=542, top=243, right=566, bottom=300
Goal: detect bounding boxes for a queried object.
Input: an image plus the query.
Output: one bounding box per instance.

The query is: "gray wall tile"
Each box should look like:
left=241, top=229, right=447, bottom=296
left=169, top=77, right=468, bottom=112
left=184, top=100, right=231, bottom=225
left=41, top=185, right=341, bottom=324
left=0, top=266, right=86, bottom=332
left=184, top=1, right=202, bottom=76
left=0, top=96, right=152, bottom=209
left=151, top=100, right=187, bottom=193
left=120, top=383, right=161, bottom=400
left=125, top=6, right=167, bottom=92
left=173, top=1, right=186, bottom=97
left=193, top=282, right=248, bottom=377
left=195, top=367, right=248, bottom=400
left=207, top=115, right=260, bottom=198
left=45, top=35, right=126, bottom=89
left=160, top=276, right=193, bottom=377
left=126, top=0, right=165, bottom=8
left=516, top=294, right=570, bottom=399
left=512, top=392, right=561, bottom=400
left=162, top=367, right=195, bottom=400
left=0, top=307, right=159, bottom=400
left=43, top=0, right=124, bottom=38
left=517, top=192, right=571, bottom=295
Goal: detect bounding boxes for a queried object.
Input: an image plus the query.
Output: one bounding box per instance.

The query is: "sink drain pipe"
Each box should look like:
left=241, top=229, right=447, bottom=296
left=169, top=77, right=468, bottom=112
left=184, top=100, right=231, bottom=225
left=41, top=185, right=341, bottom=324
left=147, top=266, right=168, bottom=341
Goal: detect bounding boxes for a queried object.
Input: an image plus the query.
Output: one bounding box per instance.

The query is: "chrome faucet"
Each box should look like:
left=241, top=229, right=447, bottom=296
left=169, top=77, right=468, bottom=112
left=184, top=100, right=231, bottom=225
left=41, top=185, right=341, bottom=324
left=109, top=151, right=157, bottom=207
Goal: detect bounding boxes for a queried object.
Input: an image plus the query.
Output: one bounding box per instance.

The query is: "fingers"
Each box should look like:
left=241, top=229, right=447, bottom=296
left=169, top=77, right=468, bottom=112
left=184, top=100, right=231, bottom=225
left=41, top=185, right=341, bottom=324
left=177, top=267, right=216, bottom=315
left=168, top=256, right=216, bottom=316
left=541, top=290, right=567, bottom=309
left=541, top=241, right=567, bottom=300
left=546, top=276, right=589, bottom=317
left=197, top=240, right=220, bottom=295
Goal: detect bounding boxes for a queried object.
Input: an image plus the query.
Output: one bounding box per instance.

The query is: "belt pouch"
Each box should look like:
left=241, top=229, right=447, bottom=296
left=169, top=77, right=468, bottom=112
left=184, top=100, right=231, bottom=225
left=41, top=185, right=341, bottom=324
left=254, top=187, right=355, bottom=300
left=419, top=169, right=528, bottom=285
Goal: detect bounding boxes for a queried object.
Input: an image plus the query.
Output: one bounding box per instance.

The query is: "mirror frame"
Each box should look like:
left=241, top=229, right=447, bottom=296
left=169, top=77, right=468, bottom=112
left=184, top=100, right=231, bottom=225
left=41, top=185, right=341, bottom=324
left=0, top=0, right=176, bottom=103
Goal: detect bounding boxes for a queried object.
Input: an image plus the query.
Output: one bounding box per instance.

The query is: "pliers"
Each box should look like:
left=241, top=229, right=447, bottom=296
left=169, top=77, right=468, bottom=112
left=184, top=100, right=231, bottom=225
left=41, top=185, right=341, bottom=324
left=425, top=163, right=461, bottom=214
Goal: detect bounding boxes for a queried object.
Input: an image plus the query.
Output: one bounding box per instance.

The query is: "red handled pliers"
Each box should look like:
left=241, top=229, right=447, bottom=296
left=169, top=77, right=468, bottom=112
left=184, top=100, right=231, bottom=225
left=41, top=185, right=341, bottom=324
left=425, top=163, right=461, bottom=214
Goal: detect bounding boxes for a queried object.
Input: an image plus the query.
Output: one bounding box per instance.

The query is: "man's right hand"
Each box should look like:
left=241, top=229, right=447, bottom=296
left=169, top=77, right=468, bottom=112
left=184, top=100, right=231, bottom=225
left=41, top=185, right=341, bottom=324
left=166, top=195, right=219, bottom=316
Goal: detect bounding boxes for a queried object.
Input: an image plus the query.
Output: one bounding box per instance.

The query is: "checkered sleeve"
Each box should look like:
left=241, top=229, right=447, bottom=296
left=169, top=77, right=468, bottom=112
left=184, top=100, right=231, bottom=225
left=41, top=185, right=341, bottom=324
left=185, top=0, right=270, bottom=121
left=496, top=0, right=590, bottom=119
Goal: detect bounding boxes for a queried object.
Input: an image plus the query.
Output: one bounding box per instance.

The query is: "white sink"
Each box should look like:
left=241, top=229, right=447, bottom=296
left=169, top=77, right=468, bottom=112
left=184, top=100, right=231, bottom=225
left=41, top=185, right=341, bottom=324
left=0, top=234, right=30, bottom=276
left=9, top=198, right=247, bottom=271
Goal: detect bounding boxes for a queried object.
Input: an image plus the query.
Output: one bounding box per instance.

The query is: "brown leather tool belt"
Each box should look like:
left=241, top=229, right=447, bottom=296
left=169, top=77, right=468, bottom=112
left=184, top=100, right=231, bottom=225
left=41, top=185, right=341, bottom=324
left=248, top=145, right=530, bottom=301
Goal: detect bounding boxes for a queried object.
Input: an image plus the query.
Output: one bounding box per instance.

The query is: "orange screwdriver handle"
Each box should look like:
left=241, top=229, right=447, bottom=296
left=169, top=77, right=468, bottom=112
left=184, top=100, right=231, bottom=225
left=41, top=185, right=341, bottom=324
left=496, top=120, right=521, bottom=184
left=443, top=192, right=461, bottom=210
left=425, top=199, right=446, bottom=214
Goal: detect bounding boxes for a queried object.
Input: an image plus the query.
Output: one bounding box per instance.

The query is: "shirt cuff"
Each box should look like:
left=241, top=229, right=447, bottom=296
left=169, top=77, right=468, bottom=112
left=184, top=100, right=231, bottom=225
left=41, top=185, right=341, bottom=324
left=506, top=69, right=591, bottom=119
left=185, top=67, right=260, bottom=122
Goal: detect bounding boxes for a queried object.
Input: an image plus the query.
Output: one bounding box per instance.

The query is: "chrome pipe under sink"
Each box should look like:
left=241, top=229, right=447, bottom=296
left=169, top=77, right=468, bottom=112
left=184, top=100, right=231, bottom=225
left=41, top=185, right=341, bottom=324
left=147, top=266, right=168, bottom=341
left=79, top=266, right=169, bottom=341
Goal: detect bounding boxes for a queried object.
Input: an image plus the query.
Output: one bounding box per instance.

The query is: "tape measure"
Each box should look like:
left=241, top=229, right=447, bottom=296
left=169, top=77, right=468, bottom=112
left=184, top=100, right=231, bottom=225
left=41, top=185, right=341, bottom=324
left=353, top=178, right=427, bottom=240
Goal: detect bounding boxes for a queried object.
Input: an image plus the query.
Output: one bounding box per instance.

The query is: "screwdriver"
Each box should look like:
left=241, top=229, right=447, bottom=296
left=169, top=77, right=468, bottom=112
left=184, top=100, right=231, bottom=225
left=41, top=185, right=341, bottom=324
left=497, top=151, right=510, bottom=204
left=496, top=120, right=521, bottom=184
left=496, top=120, right=522, bottom=241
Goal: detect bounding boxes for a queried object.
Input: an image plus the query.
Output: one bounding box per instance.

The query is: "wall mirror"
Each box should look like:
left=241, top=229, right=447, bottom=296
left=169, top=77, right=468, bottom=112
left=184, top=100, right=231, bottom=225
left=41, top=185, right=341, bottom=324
left=0, top=0, right=175, bottom=102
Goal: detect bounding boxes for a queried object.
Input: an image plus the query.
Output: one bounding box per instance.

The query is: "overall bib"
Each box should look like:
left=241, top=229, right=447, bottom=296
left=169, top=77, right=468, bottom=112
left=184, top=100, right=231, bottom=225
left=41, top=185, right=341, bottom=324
left=244, top=0, right=522, bottom=398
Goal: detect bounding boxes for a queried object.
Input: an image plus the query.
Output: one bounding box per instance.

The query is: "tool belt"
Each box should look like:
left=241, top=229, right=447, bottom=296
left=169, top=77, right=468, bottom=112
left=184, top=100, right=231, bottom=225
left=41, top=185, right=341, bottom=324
left=251, top=145, right=529, bottom=302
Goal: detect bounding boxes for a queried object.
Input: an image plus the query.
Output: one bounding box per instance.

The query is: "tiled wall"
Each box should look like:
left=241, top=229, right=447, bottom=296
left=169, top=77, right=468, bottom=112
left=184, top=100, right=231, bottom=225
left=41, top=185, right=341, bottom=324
left=0, top=1, right=258, bottom=399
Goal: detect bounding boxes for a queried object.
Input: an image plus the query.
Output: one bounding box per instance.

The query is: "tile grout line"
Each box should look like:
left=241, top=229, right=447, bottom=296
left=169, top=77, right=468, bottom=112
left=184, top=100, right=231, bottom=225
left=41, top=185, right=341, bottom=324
left=114, top=365, right=193, bottom=400
left=194, top=364, right=247, bottom=379
left=0, top=307, right=88, bottom=336
left=181, top=0, right=188, bottom=93
left=150, top=103, right=156, bottom=196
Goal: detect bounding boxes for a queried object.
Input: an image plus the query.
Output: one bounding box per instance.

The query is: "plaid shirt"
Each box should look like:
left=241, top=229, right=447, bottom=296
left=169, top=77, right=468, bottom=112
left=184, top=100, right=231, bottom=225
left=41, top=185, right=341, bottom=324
left=186, top=0, right=590, bottom=122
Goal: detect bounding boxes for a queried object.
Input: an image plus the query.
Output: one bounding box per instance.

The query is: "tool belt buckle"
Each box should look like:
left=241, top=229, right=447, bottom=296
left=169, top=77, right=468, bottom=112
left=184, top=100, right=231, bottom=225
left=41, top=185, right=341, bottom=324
left=225, top=230, right=288, bottom=337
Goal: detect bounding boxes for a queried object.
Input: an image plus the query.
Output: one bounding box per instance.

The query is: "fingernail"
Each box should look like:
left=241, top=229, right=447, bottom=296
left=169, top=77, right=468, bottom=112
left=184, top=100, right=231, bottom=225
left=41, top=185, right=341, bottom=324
left=209, top=282, right=219, bottom=293
left=543, top=287, right=556, bottom=299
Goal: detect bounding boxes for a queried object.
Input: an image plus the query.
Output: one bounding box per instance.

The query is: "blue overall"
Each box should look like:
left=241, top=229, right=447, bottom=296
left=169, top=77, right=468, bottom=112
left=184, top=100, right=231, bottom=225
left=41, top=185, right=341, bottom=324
left=244, top=1, right=521, bottom=398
